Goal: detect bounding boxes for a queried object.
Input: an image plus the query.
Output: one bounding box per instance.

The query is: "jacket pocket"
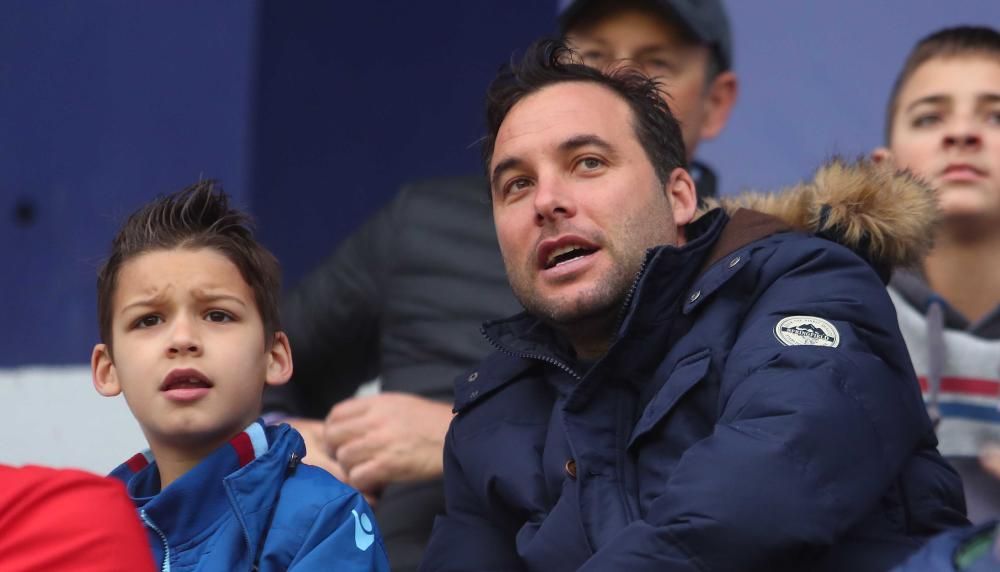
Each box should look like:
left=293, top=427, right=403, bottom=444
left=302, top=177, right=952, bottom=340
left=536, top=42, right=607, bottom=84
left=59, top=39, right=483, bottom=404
left=628, top=349, right=712, bottom=448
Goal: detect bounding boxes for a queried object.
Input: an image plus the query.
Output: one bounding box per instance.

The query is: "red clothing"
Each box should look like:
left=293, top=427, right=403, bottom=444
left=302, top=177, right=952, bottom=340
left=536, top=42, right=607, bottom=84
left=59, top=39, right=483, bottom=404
left=0, top=465, right=155, bottom=572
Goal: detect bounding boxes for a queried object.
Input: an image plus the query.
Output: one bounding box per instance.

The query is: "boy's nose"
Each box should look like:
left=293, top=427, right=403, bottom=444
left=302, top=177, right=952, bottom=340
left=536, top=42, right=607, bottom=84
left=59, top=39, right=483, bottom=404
left=167, top=319, right=202, bottom=357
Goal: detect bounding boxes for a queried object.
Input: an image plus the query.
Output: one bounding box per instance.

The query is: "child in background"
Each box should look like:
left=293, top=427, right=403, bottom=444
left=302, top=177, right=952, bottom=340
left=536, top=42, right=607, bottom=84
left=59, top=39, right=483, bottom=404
left=873, top=19, right=1000, bottom=540
left=91, top=182, right=389, bottom=571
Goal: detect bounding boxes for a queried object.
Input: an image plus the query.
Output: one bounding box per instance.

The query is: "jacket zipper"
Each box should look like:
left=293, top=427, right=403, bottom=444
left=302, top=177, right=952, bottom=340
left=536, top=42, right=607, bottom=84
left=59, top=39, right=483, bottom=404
left=140, top=509, right=171, bottom=572
left=483, top=334, right=582, bottom=381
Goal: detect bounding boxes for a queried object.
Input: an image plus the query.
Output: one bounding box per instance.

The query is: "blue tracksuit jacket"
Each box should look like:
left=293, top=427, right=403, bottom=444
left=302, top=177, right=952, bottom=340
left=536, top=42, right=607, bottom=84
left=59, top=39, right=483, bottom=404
left=110, top=421, right=390, bottom=571
left=421, top=208, right=968, bottom=571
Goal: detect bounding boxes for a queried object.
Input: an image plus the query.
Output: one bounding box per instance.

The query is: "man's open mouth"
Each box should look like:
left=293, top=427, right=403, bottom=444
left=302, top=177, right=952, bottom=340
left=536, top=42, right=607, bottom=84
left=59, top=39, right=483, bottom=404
left=544, top=245, right=598, bottom=269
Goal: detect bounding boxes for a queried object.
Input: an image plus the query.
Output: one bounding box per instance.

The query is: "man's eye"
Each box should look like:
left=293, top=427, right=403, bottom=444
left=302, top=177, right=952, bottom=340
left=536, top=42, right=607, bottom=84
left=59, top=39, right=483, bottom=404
left=135, top=315, right=162, bottom=329
left=985, top=110, right=1000, bottom=125
left=641, top=58, right=673, bottom=75
left=578, top=157, right=604, bottom=171
left=503, top=178, right=532, bottom=196
left=205, top=310, right=233, bottom=323
left=581, top=50, right=608, bottom=67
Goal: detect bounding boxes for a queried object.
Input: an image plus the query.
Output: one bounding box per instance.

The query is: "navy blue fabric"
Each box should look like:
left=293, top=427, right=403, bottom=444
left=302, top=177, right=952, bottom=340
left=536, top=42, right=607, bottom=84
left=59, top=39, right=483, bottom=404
left=110, top=423, right=390, bottom=571
left=421, top=209, right=968, bottom=572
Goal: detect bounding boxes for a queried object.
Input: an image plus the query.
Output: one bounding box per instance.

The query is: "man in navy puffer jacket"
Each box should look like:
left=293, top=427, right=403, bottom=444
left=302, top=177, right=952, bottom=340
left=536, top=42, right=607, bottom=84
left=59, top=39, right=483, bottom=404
left=420, top=39, right=968, bottom=572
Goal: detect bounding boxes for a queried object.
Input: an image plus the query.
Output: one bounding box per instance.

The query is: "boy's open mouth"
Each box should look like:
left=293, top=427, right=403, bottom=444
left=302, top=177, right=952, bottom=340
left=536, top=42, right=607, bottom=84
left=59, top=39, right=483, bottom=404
left=160, top=368, right=213, bottom=392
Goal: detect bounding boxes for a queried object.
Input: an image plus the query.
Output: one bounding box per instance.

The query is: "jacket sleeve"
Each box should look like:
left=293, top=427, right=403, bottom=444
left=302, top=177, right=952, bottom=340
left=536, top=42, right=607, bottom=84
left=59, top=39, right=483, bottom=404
left=419, top=425, right=528, bottom=572
left=263, top=193, right=401, bottom=419
left=283, top=492, right=390, bottom=572
left=580, top=240, right=934, bottom=571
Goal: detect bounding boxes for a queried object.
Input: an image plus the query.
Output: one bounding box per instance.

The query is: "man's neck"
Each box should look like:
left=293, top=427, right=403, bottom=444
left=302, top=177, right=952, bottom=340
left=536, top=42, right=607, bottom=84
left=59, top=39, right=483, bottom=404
left=924, top=225, right=1000, bottom=324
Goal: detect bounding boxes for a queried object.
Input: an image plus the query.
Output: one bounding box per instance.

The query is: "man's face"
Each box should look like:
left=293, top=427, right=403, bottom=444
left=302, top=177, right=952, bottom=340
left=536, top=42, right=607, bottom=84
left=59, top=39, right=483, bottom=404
left=489, top=81, right=695, bottom=347
left=566, top=7, right=731, bottom=157
left=91, top=247, right=291, bottom=456
left=886, top=56, right=1000, bottom=228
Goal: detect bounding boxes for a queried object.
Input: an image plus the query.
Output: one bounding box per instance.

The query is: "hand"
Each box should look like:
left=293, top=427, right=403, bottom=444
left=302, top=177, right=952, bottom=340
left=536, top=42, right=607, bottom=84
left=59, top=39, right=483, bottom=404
left=324, top=393, right=454, bottom=495
left=980, top=443, right=1000, bottom=480
left=284, top=417, right=348, bottom=482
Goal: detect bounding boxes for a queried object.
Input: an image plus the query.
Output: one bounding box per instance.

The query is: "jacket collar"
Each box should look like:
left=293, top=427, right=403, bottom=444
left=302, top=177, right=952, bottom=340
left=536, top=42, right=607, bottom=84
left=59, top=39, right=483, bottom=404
left=460, top=208, right=789, bottom=412
left=110, top=421, right=304, bottom=564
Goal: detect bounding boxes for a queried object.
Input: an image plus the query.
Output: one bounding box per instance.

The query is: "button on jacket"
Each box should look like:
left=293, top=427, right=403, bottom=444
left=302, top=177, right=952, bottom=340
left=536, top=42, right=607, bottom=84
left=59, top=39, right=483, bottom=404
left=421, top=162, right=969, bottom=572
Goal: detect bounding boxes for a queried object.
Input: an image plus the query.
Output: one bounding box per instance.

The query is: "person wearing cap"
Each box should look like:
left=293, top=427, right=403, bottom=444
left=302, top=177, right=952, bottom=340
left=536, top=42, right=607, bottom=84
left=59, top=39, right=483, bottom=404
left=264, top=2, right=740, bottom=570
left=560, top=0, right=738, bottom=200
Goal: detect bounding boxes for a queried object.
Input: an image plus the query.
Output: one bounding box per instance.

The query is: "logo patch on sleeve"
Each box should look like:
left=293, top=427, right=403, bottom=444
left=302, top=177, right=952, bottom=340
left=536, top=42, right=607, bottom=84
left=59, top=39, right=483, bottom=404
left=774, top=316, right=840, bottom=347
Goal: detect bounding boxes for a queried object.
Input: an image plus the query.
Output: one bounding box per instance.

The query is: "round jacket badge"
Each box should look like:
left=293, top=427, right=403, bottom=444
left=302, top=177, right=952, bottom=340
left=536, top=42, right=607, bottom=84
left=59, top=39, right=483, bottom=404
left=774, top=316, right=840, bottom=348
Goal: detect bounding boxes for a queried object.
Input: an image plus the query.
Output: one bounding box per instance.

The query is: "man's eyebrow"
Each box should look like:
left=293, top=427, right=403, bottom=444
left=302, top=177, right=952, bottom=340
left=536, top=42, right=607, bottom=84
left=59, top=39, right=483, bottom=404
left=977, top=92, right=1000, bottom=105
left=491, top=156, right=526, bottom=192
left=559, top=134, right=616, bottom=156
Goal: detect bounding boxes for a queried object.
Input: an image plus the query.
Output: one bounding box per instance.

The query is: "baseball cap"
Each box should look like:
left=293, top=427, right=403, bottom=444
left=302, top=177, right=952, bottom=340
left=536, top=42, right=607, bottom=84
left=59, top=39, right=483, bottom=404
left=557, top=0, right=732, bottom=71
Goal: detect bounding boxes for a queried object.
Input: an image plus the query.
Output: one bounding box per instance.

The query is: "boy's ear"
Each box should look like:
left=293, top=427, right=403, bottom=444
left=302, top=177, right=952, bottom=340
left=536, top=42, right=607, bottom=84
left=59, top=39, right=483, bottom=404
left=91, top=344, right=121, bottom=397
left=265, top=332, right=293, bottom=386
left=871, top=147, right=892, bottom=164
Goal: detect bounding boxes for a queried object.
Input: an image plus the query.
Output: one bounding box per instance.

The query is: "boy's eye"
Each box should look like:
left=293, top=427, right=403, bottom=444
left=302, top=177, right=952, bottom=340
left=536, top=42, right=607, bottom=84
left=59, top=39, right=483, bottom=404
left=205, top=310, right=234, bottom=323
left=911, top=113, right=941, bottom=128
left=135, top=315, right=162, bottom=329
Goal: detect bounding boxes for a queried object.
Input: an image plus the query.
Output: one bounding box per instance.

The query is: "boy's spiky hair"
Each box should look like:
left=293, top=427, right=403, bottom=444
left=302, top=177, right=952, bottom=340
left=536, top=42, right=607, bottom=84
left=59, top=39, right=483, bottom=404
left=96, top=180, right=281, bottom=350
left=885, top=25, right=1000, bottom=143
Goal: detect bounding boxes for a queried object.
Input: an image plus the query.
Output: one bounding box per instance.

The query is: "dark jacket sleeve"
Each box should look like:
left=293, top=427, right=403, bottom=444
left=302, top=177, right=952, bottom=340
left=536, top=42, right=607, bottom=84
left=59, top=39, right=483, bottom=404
left=580, top=240, right=935, bottom=571
left=419, top=424, right=528, bottom=572
left=263, top=195, right=399, bottom=419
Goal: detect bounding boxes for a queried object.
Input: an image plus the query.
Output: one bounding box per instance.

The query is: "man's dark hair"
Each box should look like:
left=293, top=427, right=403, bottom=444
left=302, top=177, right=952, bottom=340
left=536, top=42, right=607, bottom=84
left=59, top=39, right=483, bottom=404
left=97, top=181, right=282, bottom=350
left=884, top=25, right=1000, bottom=143
left=483, top=38, right=687, bottom=189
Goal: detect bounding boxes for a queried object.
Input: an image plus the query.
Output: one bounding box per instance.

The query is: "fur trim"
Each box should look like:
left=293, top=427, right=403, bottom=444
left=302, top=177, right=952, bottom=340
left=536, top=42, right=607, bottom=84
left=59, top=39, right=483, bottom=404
left=701, top=158, right=939, bottom=270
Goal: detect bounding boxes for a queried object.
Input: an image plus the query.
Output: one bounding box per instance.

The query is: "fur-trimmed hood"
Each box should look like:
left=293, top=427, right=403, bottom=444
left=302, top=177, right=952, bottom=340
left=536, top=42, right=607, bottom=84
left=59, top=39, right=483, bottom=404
left=700, top=158, right=938, bottom=275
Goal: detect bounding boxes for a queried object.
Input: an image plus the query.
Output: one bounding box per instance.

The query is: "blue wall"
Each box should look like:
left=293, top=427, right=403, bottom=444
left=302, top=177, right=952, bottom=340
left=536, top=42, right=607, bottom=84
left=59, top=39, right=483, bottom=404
left=250, top=1, right=554, bottom=283
left=2, top=1, right=998, bottom=366
left=1, top=1, right=257, bottom=365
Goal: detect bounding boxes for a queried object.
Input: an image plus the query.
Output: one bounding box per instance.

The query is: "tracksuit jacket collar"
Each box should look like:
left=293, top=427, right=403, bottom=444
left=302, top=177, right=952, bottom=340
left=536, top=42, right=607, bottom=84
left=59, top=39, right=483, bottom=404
left=110, top=421, right=304, bottom=566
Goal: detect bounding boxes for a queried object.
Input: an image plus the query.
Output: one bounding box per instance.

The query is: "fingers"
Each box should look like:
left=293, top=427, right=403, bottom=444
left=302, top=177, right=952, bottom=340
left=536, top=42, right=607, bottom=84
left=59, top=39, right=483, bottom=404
left=980, top=444, right=1000, bottom=480
left=326, top=395, right=372, bottom=423
left=324, top=412, right=372, bottom=452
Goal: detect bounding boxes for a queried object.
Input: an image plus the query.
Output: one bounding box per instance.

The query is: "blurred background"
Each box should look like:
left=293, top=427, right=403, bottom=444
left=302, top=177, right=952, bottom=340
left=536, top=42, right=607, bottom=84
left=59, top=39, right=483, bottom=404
left=1, top=0, right=997, bottom=470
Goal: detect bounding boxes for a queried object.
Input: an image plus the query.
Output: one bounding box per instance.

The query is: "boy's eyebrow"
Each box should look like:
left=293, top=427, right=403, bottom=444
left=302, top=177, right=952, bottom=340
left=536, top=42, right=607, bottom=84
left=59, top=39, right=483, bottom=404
left=118, top=291, right=248, bottom=314
left=977, top=93, right=1000, bottom=104
left=905, top=94, right=950, bottom=112
left=193, top=292, right=248, bottom=308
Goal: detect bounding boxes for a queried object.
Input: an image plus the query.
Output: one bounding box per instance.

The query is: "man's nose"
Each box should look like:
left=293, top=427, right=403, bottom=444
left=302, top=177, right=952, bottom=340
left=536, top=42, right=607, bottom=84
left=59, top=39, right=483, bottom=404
left=167, top=315, right=202, bottom=357
left=533, top=176, right=576, bottom=225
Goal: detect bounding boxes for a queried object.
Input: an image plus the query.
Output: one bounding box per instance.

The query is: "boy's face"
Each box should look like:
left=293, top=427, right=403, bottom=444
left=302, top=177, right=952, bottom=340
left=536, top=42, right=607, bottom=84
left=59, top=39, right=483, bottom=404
left=881, top=55, right=1000, bottom=225
left=91, top=247, right=291, bottom=455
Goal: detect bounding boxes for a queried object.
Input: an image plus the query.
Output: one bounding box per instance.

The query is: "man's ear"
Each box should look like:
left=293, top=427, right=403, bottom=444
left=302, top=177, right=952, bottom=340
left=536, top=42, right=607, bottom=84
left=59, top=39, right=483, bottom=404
left=91, top=344, right=121, bottom=397
left=871, top=147, right=892, bottom=164
left=265, top=332, right=293, bottom=386
left=666, top=167, right=698, bottom=228
left=698, top=70, right=738, bottom=142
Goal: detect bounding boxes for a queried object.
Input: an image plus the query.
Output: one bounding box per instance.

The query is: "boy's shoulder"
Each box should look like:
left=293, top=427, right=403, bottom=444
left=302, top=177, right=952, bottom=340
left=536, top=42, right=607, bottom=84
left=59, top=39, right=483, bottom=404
left=248, top=424, right=387, bottom=569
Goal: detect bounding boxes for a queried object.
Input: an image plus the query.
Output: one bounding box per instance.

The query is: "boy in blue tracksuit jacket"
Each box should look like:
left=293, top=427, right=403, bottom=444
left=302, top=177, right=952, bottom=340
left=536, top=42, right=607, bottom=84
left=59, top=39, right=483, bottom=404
left=92, top=182, right=389, bottom=571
